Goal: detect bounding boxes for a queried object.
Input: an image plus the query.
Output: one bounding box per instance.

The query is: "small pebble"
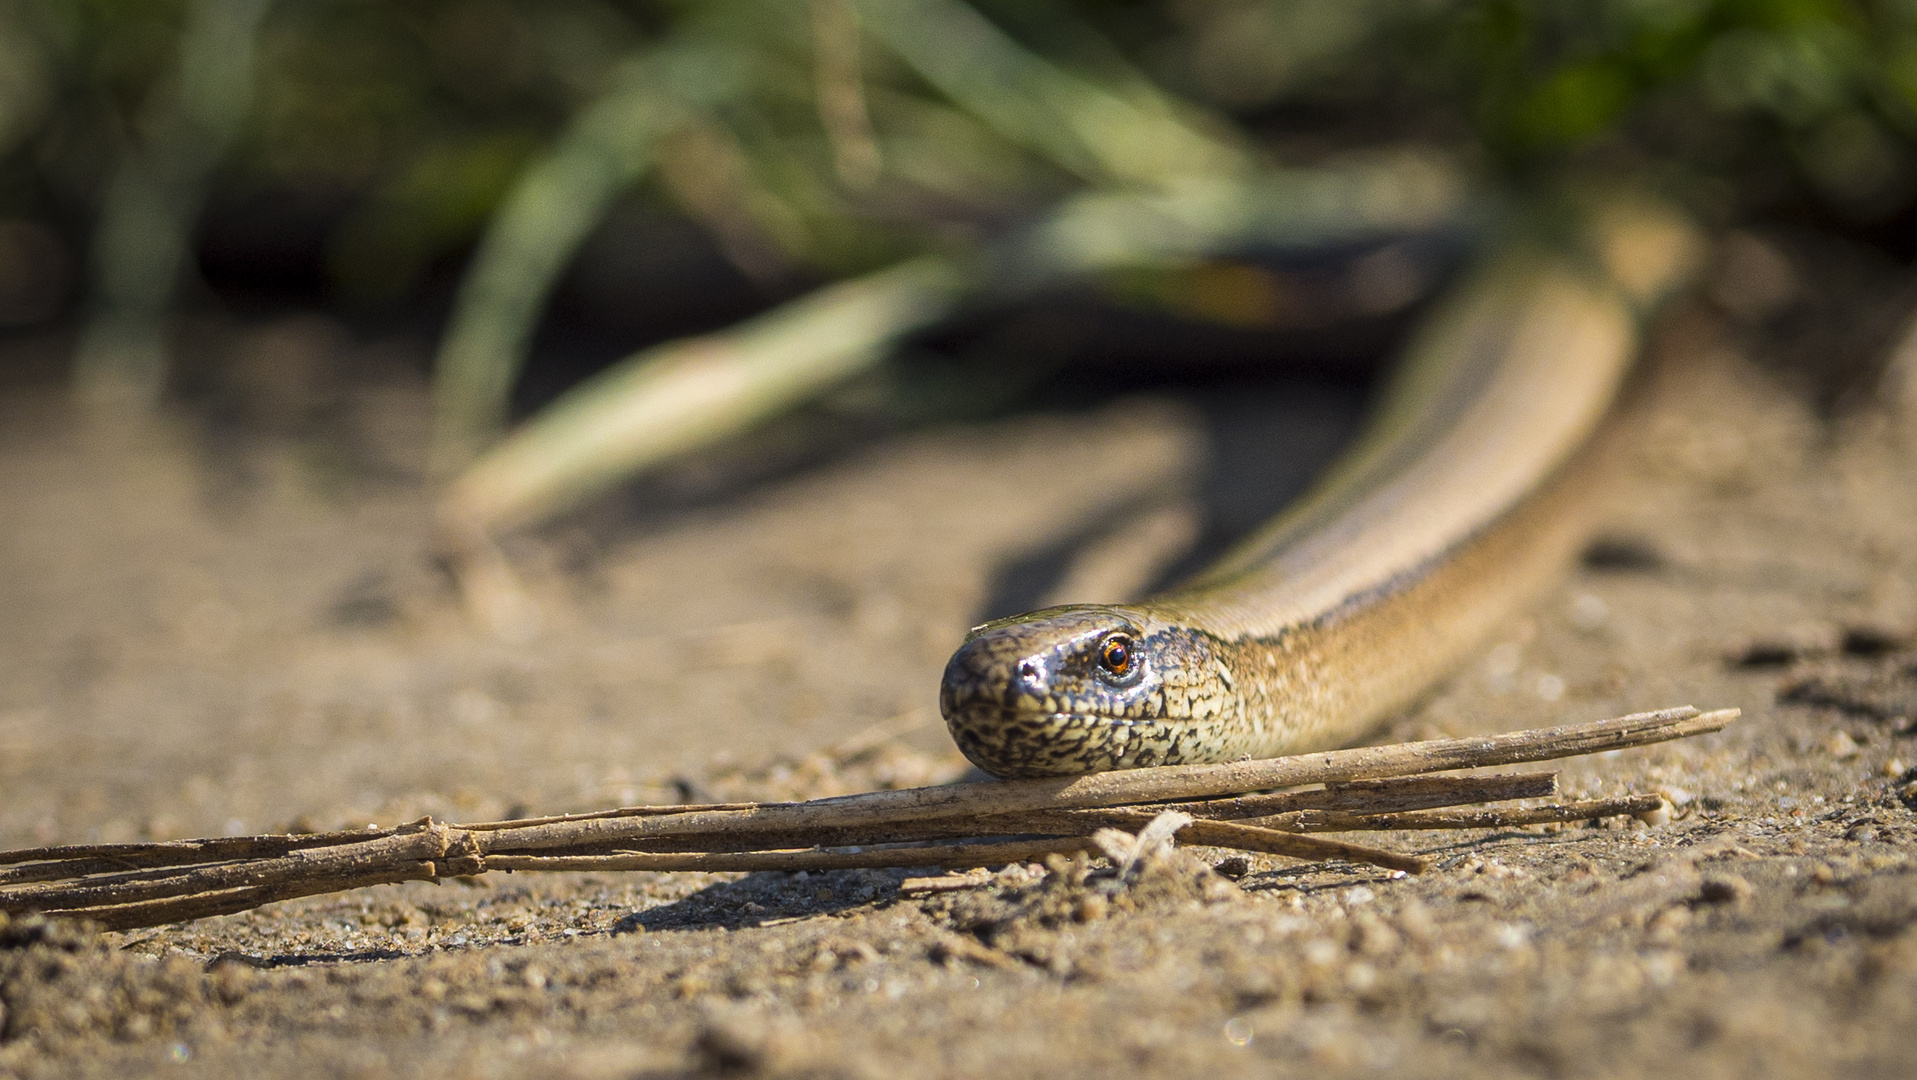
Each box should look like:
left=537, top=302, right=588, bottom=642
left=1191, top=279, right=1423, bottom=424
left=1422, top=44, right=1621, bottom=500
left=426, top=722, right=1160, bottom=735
left=1635, top=799, right=1673, bottom=827
left=1821, top=731, right=1860, bottom=759
left=1884, top=759, right=1909, bottom=778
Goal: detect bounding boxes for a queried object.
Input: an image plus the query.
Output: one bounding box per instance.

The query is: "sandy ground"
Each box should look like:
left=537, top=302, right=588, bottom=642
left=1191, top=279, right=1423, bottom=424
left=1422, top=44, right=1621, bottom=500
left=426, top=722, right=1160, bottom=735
left=3, top=262, right=1917, bottom=1078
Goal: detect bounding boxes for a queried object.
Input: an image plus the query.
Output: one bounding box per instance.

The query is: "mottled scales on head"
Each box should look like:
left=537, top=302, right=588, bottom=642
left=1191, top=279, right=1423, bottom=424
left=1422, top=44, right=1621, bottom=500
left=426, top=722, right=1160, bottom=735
left=938, top=604, right=1242, bottom=777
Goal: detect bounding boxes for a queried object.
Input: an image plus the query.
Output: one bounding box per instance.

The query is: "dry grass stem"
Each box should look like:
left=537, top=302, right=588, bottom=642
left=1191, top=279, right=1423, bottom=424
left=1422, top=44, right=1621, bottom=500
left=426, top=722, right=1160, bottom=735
left=473, top=707, right=1727, bottom=852
left=1128, top=816, right=1429, bottom=874
left=0, top=707, right=1735, bottom=932
left=440, top=772, right=1564, bottom=857
left=446, top=774, right=1557, bottom=857
left=1161, top=771, right=1560, bottom=819
left=1256, top=795, right=1669, bottom=832
left=56, top=866, right=448, bottom=934
left=482, top=837, right=1105, bottom=875
left=0, top=829, right=387, bottom=869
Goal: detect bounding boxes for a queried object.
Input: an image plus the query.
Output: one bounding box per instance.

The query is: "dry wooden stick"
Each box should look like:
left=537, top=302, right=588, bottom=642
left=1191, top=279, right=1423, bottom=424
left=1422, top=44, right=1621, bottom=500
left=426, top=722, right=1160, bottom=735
left=17, top=794, right=1656, bottom=928
left=1256, top=794, right=1668, bottom=832
left=451, top=766, right=1544, bottom=838
left=0, top=828, right=391, bottom=869
left=0, top=810, right=1409, bottom=916
left=464, top=772, right=1562, bottom=857
left=1, top=801, right=1422, bottom=917
left=7, top=826, right=1416, bottom=920
left=457, top=801, right=764, bottom=832
left=483, top=837, right=1105, bottom=875
left=311, top=775, right=1555, bottom=867
left=680, top=773, right=1557, bottom=852
left=49, top=865, right=446, bottom=934
left=0, top=826, right=469, bottom=916
left=1, top=709, right=1704, bottom=873
left=2, top=857, right=256, bottom=894
left=1, top=856, right=233, bottom=889
left=1128, top=815, right=1429, bottom=874
left=1160, top=771, right=1560, bottom=820
left=0, top=707, right=1736, bottom=932
left=486, top=817, right=1426, bottom=876
left=474, top=708, right=1730, bottom=853
left=284, top=775, right=1578, bottom=867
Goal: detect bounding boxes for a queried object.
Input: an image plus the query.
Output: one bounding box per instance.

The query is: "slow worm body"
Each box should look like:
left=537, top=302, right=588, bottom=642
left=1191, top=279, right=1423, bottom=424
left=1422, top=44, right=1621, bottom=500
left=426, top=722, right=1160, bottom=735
left=940, top=201, right=1701, bottom=777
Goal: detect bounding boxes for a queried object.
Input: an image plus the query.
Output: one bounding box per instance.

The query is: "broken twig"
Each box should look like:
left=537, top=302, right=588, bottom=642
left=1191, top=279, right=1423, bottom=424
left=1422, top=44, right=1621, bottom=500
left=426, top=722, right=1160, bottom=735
left=0, top=707, right=1735, bottom=932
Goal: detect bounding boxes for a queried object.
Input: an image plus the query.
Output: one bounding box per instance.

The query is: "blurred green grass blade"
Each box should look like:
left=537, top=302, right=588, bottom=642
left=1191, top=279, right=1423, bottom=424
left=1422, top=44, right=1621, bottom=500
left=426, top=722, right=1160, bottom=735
left=72, top=0, right=274, bottom=411
left=1004, top=151, right=1476, bottom=289
left=411, top=0, right=1460, bottom=514
left=440, top=257, right=969, bottom=533
left=429, top=45, right=754, bottom=475
left=440, top=152, right=1473, bottom=535
left=853, top=0, right=1247, bottom=188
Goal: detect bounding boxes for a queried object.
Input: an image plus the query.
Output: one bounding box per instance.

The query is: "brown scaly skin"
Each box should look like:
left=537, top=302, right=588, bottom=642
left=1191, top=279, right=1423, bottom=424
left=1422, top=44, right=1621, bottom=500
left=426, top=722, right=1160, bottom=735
left=939, top=442, right=1596, bottom=778
left=940, top=607, right=1243, bottom=777
left=939, top=199, right=1699, bottom=778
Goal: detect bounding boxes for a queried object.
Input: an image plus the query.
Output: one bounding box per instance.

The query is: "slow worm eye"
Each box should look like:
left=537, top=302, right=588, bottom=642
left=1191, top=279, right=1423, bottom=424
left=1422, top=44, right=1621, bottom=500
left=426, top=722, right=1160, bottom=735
left=1098, top=634, right=1134, bottom=677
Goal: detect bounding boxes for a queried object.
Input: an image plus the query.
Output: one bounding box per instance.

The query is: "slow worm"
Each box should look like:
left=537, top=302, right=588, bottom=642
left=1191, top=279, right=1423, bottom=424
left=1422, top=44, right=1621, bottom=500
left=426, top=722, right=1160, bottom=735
left=940, top=199, right=1702, bottom=777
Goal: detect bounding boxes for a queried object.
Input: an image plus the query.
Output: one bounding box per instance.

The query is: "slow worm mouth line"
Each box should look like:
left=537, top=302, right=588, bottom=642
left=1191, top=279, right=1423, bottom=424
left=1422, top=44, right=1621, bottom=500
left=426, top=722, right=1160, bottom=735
left=938, top=198, right=1704, bottom=777
left=946, top=706, right=1168, bottom=729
